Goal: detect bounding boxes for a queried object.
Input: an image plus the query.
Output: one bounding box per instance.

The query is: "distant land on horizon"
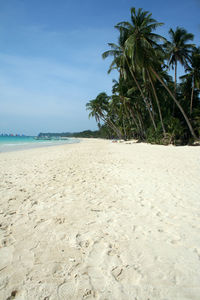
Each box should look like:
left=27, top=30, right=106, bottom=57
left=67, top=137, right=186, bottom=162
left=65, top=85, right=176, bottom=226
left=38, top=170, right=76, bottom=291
left=38, top=130, right=106, bottom=139
left=0, top=130, right=106, bottom=139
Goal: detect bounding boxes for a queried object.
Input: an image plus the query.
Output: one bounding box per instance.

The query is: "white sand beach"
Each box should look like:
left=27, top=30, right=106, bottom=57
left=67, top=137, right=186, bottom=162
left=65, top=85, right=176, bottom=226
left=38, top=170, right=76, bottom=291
left=0, top=139, right=200, bottom=300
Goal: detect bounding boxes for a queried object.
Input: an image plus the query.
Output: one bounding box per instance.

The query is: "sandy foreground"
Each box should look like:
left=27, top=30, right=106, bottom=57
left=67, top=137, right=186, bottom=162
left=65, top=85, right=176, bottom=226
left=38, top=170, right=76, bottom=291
left=0, top=139, right=200, bottom=300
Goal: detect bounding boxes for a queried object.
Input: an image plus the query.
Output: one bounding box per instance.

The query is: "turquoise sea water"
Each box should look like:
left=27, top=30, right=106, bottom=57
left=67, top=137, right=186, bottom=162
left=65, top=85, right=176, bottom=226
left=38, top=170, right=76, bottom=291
left=0, top=136, right=79, bottom=153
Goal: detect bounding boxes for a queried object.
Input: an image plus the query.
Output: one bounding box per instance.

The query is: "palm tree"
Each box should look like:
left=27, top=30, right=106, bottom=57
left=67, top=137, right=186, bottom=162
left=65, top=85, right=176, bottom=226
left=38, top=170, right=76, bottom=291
left=102, top=19, right=158, bottom=132
left=102, top=32, right=148, bottom=138
left=86, top=93, right=122, bottom=138
left=116, top=8, right=197, bottom=139
left=116, top=8, right=165, bottom=70
left=112, top=78, right=146, bottom=139
left=150, top=66, right=198, bottom=139
left=147, top=69, right=166, bottom=134
left=115, top=8, right=167, bottom=135
left=86, top=93, right=108, bottom=124
left=165, top=27, right=195, bottom=97
left=180, top=47, right=200, bottom=115
left=88, top=7, right=199, bottom=142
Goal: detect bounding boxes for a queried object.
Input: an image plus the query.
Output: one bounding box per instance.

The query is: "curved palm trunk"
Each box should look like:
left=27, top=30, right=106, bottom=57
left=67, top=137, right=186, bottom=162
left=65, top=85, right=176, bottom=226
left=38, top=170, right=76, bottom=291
left=174, top=61, right=177, bottom=96
left=127, top=103, right=144, bottom=139
left=147, top=70, right=166, bottom=135
left=172, top=61, right=177, bottom=116
left=134, top=102, right=146, bottom=138
left=124, top=55, right=157, bottom=131
left=107, top=119, right=123, bottom=139
left=99, top=112, right=122, bottom=139
left=136, top=111, right=146, bottom=138
left=107, top=118, right=123, bottom=139
left=121, top=97, right=133, bottom=127
left=190, top=78, right=194, bottom=115
left=150, top=67, right=198, bottom=140
left=122, top=116, right=127, bottom=140
left=148, top=92, right=156, bottom=119
left=121, top=96, right=140, bottom=138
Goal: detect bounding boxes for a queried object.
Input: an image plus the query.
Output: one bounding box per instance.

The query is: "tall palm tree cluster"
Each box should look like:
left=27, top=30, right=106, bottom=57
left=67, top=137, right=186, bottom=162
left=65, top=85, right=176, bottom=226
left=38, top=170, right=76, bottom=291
left=86, top=8, right=200, bottom=144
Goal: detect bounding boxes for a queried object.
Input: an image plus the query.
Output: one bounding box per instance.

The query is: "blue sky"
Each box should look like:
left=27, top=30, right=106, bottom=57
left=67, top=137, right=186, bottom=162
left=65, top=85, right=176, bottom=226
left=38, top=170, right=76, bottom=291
left=0, top=0, right=199, bottom=135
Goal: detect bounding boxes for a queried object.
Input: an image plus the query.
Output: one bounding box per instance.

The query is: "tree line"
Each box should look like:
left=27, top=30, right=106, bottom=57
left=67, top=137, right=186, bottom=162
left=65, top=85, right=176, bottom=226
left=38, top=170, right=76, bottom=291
left=38, top=130, right=104, bottom=138
left=86, top=7, right=200, bottom=145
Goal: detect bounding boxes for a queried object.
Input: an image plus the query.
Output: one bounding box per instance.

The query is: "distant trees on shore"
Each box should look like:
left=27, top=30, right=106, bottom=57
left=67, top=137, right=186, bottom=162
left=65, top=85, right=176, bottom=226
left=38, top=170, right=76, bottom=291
left=86, top=7, right=200, bottom=145
left=38, top=130, right=105, bottom=138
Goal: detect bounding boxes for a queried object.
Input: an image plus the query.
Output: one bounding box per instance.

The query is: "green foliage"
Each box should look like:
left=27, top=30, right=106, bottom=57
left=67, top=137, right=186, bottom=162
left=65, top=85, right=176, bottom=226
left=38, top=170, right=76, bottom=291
left=38, top=130, right=110, bottom=139
left=86, top=7, right=200, bottom=145
left=146, top=128, right=164, bottom=144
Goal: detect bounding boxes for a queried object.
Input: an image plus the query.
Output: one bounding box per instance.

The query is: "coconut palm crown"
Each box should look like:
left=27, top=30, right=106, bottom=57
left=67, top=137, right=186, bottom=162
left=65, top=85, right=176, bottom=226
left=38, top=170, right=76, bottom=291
left=164, top=27, right=195, bottom=94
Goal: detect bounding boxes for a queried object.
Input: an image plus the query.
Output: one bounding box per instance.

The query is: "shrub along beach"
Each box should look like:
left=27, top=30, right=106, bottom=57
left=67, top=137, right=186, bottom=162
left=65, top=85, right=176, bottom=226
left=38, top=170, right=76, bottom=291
left=86, top=8, right=200, bottom=145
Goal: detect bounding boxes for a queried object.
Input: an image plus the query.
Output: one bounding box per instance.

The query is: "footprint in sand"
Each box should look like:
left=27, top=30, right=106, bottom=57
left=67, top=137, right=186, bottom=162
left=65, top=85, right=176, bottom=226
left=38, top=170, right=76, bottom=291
left=54, top=217, right=66, bottom=225
left=75, top=233, right=91, bottom=249
left=111, top=266, right=123, bottom=281
left=0, top=236, right=15, bottom=247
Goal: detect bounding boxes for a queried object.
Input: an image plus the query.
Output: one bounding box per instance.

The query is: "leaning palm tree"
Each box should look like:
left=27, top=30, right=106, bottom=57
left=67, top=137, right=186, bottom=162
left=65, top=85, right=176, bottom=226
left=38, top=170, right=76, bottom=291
left=164, top=27, right=195, bottom=96
left=86, top=93, right=122, bottom=138
left=86, top=93, right=108, bottom=124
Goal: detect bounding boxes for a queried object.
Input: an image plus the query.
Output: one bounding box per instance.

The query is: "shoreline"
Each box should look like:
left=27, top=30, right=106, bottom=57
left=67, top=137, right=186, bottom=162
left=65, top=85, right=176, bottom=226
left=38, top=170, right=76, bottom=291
left=0, top=139, right=200, bottom=299
left=0, top=137, right=80, bottom=153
